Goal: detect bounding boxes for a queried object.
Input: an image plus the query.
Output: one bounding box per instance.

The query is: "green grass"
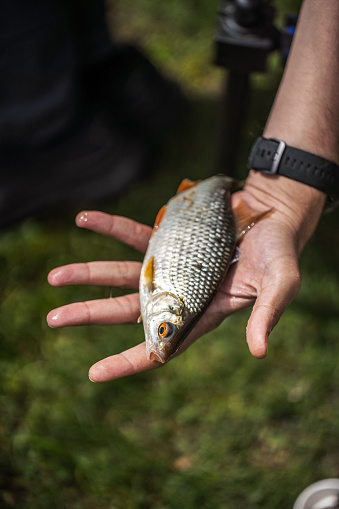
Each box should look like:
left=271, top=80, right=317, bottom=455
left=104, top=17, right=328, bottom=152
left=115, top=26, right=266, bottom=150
left=2, top=1, right=339, bottom=508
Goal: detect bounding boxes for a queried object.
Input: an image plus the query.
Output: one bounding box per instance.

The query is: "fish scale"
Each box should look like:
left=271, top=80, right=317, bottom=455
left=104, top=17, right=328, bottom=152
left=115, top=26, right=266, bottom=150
left=139, top=176, right=236, bottom=363
left=156, top=179, right=234, bottom=313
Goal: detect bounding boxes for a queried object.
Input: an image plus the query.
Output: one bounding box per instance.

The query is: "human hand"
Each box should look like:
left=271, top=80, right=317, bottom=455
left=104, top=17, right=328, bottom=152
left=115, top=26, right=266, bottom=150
left=47, top=173, right=325, bottom=382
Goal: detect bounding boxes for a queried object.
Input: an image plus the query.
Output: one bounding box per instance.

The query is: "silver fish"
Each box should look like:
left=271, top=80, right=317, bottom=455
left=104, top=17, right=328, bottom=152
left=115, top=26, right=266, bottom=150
left=139, top=175, right=267, bottom=363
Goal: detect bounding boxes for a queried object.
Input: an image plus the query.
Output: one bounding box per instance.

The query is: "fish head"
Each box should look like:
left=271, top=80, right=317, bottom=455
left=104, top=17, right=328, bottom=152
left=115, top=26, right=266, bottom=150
left=143, top=292, right=189, bottom=363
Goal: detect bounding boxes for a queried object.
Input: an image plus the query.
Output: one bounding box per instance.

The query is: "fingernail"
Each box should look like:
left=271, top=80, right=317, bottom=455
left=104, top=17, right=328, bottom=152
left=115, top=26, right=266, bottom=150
left=47, top=311, right=60, bottom=328
left=77, top=211, right=88, bottom=224
left=88, top=368, right=98, bottom=383
left=48, top=269, right=62, bottom=286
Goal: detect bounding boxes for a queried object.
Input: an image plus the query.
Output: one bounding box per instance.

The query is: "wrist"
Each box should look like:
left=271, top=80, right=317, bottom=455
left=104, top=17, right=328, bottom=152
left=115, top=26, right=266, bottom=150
left=248, top=137, right=339, bottom=211
left=263, top=127, right=339, bottom=168
left=244, top=170, right=326, bottom=252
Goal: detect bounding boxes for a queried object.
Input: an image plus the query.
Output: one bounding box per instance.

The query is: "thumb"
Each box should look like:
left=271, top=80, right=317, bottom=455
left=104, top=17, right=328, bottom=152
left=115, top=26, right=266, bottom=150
left=246, top=257, right=301, bottom=358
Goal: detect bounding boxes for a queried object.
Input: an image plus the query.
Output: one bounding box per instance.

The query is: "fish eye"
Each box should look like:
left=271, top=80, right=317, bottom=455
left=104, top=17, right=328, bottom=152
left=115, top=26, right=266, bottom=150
left=158, top=322, right=174, bottom=338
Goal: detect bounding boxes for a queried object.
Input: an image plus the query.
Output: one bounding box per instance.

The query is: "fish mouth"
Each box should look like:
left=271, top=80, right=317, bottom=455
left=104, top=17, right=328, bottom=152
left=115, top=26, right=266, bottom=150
left=147, top=337, right=180, bottom=364
left=145, top=316, right=196, bottom=364
left=148, top=350, right=167, bottom=364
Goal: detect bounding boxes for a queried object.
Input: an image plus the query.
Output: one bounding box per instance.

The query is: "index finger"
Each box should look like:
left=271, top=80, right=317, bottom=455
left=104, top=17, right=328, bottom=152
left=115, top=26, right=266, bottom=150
left=76, top=211, right=152, bottom=253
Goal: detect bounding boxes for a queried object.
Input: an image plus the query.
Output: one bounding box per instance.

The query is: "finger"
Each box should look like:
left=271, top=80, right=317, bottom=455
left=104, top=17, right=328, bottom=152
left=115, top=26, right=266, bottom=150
left=246, top=256, right=301, bottom=358
left=48, top=261, right=141, bottom=288
left=89, top=343, right=162, bottom=382
left=47, top=293, right=141, bottom=327
left=76, top=211, right=152, bottom=252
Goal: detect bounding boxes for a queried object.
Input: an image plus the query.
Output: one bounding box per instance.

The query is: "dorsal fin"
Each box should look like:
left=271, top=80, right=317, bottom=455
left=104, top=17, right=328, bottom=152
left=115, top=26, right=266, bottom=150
left=233, top=200, right=273, bottom=241
left=176, top=178, right=199, bottom=194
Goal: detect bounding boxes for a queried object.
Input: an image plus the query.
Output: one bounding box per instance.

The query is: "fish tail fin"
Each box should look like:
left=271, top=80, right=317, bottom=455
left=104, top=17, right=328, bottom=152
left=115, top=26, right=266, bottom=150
left=233, top=200, right=273, bottom=241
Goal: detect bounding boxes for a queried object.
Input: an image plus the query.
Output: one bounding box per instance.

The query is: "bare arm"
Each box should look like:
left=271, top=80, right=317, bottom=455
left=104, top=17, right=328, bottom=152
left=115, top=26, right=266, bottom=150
left=242, top=0, right=339, bottom=356
left=264, top=0, right=339, bottom=160
left=246, top=0, right=339, bottom=238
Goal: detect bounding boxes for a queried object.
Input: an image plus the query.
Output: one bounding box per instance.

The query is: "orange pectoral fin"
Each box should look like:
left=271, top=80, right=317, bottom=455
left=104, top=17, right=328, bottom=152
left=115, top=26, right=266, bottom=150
left=233, top=200, right=273, bottom=241
left=176, top=178, right=199, bottom=194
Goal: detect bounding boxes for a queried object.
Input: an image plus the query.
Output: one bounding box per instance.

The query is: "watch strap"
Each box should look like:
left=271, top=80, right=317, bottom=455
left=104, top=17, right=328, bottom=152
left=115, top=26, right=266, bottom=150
left=248, top=137, right=339, bottom=205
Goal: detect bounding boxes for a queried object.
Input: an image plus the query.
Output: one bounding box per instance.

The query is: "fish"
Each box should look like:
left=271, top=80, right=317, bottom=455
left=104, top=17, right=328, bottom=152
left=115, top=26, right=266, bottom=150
left=139, top=175, right=270, bottom=363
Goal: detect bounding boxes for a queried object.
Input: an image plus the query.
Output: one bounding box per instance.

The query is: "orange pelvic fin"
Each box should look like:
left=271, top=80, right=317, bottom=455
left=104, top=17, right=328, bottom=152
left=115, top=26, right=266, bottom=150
left=144, top=256, right=155, bottom=292
left=176, top=178, right=199, bottom=194
left=233, top=200, right=273, bottom=241
left=153, top=205, right=167, bottom=233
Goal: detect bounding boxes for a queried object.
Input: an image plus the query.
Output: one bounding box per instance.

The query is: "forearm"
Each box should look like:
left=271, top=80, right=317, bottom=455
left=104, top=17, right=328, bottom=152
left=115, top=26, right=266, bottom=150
left=245, top=0, right=339, bottom=251
left=264, top=0, right=339, bottom=161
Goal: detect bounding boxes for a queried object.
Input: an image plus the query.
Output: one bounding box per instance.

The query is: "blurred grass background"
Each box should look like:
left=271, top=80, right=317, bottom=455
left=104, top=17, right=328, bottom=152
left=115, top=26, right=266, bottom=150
left=1, top=1, right=339, bottom=508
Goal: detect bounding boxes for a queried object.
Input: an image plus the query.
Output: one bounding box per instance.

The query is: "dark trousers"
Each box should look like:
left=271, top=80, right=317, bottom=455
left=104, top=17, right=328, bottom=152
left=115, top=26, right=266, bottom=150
left=0, top=0, right=113, bottom=150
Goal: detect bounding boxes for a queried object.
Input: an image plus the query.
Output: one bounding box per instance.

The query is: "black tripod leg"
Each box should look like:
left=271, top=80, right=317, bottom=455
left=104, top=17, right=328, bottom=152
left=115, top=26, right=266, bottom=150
left=214, top=70, right=250, bottom=177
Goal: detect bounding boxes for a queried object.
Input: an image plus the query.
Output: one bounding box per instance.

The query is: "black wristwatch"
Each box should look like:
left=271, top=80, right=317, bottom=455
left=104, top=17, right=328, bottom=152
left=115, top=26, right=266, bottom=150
left=248, top=137, right=339, bottom=209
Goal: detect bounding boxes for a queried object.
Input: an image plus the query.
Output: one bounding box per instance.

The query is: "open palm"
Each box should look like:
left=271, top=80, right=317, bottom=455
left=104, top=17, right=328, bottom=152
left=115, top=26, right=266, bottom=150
left=47, top=185, right=308, bottom=382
